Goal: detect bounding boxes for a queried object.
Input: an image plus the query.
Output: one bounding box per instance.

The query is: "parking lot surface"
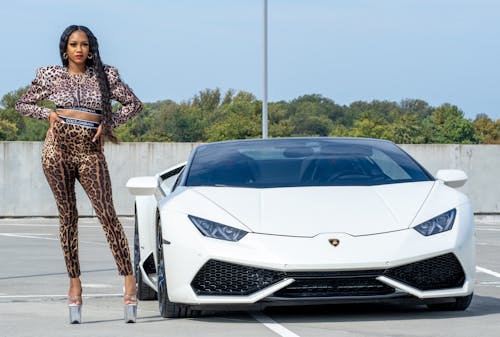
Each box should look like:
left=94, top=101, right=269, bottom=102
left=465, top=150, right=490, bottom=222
left=1, top=216, right=499, bottom=337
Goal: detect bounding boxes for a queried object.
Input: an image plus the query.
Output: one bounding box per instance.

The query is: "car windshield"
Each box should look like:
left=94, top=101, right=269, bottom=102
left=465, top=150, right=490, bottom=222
left=185, top=138, right=433, bottom=188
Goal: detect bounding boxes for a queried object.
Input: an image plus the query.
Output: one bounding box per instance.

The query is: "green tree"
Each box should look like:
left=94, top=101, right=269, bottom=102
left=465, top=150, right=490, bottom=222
left=424, top=104, right=476, bottom=143
left=18, top=118, right=49, bottom=141
left=1, top=88, right=49, bottom=140
left=268, top=102, right=293, bottom=137
left=205, top=91, right=261, bottom=141
left=0, top=119, right=18, bottom=140
left=387, top=114, right=425, bottom=144
left=115, top=101, right=157, bottom=141
left=1, top=83, right=496, bottom=145
left=205, top=112, right=260, bottom=141
left=400, top=98, right=433, bottom=119
left=329, top=124, right=350, bottom=137
left=288, top=94, right=344, bottom=122
left=348, top=117, right=389, bottom=139
left=142, top=100, right=179, bottom=141
left=347, top=100, right=397, bottom=125
left=290, top=112, right=334, bottom=136
left=286, top=94, right=344, bottom=135
left=473, top=114, right=500, bottom=144
left=192, top=88, right=221, bottom=112
left=166, top=105, right=206, bottom=142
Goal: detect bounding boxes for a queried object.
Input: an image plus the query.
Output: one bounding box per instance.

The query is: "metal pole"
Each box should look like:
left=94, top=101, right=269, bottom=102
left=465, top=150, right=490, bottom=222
left=262, top=0, right=268, bottom=138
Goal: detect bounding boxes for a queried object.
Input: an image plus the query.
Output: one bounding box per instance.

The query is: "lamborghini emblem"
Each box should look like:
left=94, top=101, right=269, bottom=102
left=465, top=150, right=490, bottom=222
left=329, top=238, right=340, bottom=247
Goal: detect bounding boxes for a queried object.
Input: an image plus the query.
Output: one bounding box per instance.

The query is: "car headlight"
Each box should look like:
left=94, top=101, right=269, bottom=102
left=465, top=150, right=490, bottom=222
left=414, top=209, right=456, bottom=236
left=188, top=215, right=248, bottom=241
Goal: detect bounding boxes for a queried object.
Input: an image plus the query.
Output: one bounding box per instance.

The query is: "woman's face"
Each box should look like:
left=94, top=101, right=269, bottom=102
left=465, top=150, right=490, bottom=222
left=66, top=30, right=90, bottom=67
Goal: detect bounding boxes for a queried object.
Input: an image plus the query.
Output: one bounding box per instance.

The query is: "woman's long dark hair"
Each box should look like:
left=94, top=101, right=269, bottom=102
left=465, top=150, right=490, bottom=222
left=59, top=25, right=118, bottom=143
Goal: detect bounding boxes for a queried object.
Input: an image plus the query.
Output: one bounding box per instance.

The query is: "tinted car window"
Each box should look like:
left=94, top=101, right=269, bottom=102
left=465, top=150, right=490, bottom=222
left=185, top=138, right=432, bottom=188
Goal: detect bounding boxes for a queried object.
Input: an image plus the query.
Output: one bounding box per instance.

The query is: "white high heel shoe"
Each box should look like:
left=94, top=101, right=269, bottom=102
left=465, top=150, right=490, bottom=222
left=68, top=295, right=82, bottom=324
left=124, top=294, right=137, bottom=323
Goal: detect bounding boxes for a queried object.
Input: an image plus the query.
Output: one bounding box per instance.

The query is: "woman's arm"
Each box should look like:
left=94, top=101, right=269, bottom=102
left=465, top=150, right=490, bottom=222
left=106, top=67, right=142, bottom=128
left=15, top=67, right=53, bottom=120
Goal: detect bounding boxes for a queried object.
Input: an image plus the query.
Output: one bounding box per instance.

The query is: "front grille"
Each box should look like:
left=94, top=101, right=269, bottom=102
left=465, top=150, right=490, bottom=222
left=273, top=273, right=394, bottom=298
left=384, top=253, right=465, bottom=290
left=191, top=260, right=285, bottom=295
left=191, top=253, right=466, bottom=297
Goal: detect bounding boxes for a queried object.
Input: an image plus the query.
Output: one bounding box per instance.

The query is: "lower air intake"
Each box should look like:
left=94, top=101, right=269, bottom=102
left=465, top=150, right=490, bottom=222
left=384, top=253, right=465, bottom=290
left=191, top=253, right=466, bottom=297
left=191, top=260, right=285, bottom=295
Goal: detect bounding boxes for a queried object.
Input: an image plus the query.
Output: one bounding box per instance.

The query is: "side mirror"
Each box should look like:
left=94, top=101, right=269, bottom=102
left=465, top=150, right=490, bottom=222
left=126, top=176, right=158, bottom=195
left=435, top=169, right=468, bottom=188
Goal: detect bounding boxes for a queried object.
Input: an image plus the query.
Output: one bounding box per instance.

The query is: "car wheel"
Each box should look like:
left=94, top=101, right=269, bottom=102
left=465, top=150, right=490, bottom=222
left=156, top=219, right=199, bottom=318
left=427, top=293, right=473, bottom=311
left=134, top=207, right=157, bottom=300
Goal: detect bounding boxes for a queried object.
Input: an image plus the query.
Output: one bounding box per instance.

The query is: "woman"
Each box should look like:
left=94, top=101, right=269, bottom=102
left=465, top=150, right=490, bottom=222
left=15, top=25, right=142, bottom=324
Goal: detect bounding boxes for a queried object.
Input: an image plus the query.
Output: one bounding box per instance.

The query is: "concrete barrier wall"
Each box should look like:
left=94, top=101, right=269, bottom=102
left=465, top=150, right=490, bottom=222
left=399, top=144, right=500, bottom=214
left=1, top=142, right=499, bottom=216
left=0, top=142, right=198, bottom=217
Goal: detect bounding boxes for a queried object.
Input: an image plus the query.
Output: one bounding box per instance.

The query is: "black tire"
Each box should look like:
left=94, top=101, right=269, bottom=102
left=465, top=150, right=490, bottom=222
left=156, top=218, right=199, bottom=318
left=427, top=293, right=473, bottom=311
left=134, top=207, right=157, bottom=300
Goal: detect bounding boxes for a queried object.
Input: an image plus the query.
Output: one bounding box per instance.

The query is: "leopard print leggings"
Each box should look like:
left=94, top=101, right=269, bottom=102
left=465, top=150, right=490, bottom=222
left=42, top=122, right=133, bottom=278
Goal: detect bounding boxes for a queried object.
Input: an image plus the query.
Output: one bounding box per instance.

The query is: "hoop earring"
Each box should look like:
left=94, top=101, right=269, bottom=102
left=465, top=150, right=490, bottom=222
left=87, top=53, right=93, bottom=59
left=63, top=53, right=68, bottom=59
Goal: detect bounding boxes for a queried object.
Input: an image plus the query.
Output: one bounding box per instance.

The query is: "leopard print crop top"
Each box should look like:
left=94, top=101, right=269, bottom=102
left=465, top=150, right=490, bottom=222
left=16, top=65, right=142, bottom=128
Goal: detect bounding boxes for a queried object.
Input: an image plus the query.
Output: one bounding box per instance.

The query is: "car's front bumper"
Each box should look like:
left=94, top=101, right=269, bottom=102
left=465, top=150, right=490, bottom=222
left=161, top=203, right=475, bottom=305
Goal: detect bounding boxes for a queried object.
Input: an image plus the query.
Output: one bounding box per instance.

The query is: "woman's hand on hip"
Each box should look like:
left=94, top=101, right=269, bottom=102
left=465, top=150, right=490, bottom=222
left=47, top=110, right=63, bottom=138
left=93, top=123, right=104, bottom=152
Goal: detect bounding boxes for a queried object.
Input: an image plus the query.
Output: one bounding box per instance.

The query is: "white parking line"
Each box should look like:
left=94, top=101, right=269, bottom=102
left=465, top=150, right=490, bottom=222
left=0, top=233, right=58, bottom=241
left=252, top=313, right=301, bottom=337
left=0, top=293, right=122, bottom=299
left=82, top=283, right=113, bottom=288
left=0, top=224, right=133, bottom=229
left=0, top=233, right=52, bottom=236
left=479, top=281, right=500, bottom=285
left=476, top=228, right=500, bottom=232
left=0, top=233, right=109, bottom=246
left=477, top=266, right=500, bottom=278
left=2, top=293, right=121, bottom=299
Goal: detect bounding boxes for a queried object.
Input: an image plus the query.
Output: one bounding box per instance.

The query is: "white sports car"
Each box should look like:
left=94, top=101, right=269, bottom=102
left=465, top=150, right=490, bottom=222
left=127, top=137, right=475, bottom=318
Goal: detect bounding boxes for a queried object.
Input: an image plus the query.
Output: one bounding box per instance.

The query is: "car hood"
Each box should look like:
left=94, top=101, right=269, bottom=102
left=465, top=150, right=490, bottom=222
left=192, top=181, right=435, bottom=237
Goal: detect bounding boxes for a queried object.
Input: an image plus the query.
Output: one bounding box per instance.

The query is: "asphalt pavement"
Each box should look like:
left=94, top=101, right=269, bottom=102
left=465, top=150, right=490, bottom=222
left=0, top=216, right=499, bottom=337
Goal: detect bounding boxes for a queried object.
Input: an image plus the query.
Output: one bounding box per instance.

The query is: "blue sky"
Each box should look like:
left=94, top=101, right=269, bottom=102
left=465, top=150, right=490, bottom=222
left=2, top=0, right=499, bottom=119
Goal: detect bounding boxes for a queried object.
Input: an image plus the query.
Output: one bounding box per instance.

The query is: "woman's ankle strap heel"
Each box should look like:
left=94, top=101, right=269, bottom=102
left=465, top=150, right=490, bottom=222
left=68, top=296, right=82, bottom=324
left=124, top=294, right=137, bottom=323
